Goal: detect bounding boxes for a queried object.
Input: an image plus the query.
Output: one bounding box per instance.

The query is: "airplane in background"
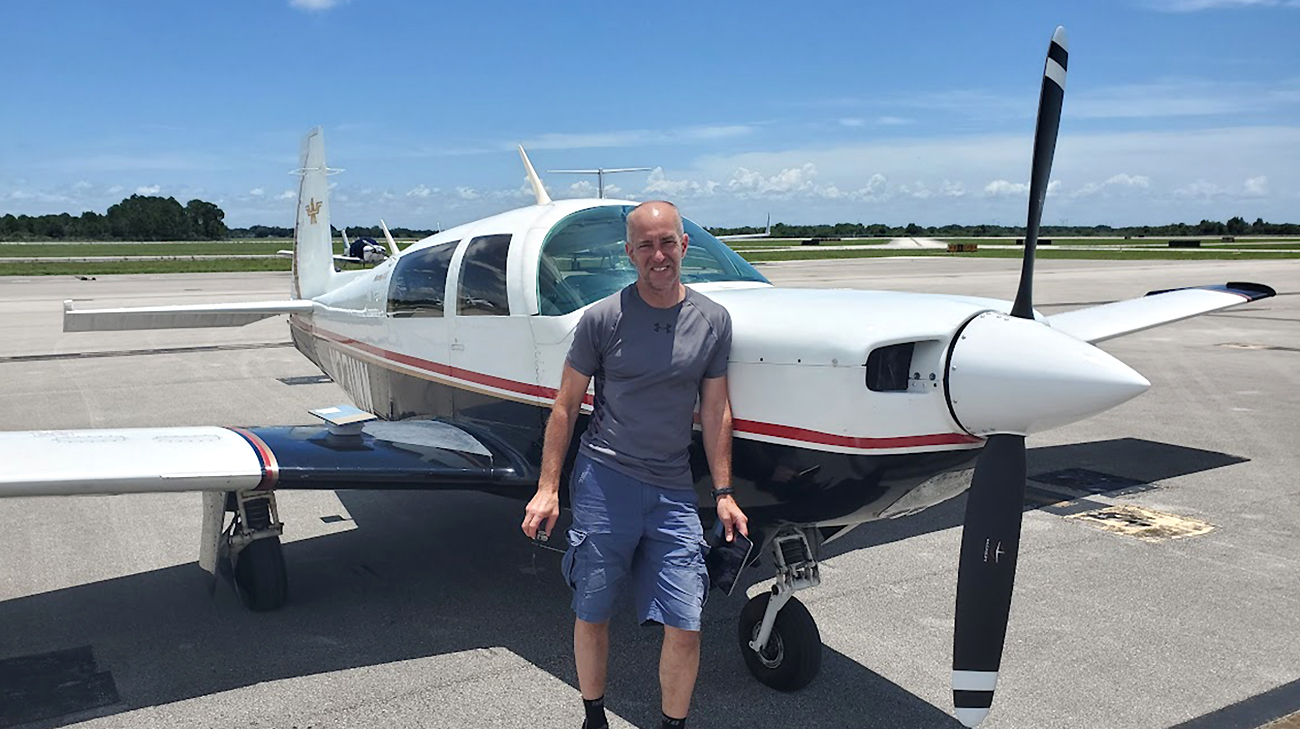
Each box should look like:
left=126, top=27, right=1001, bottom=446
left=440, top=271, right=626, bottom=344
left=0, top=27, right=1276, bottom=727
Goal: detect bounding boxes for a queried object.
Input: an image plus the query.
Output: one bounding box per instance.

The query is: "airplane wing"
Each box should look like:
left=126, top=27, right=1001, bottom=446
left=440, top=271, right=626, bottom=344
left=333, top=254, right=365, bottom=264
left=64, top=300, right=314, bottom=331
left=1047, top=282, right=1275, bottom=344
left=0, top=420, right=535, bottom=498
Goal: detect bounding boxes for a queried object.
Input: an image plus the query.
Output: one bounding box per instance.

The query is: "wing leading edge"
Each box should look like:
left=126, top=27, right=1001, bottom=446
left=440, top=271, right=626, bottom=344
left=0, top=420, right=536, bottom=498
left=1047, top=282, right=1275, bottom=344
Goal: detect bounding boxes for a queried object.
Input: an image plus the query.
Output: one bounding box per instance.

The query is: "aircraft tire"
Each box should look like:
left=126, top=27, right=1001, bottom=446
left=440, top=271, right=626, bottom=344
left=738, top=592, right=821, bottom=691
left=234, top=536, right=288, bottom=611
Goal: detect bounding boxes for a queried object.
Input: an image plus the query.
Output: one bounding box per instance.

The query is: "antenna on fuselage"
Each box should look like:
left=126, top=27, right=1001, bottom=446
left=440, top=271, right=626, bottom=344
left=517, top=146, right=552, bottom=206
left=547, top=166, right=652, bottom=198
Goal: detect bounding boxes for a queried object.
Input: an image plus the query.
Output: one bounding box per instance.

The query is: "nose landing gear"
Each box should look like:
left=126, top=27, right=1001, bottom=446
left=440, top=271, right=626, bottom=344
left=738, top=528, right=823, bottom=691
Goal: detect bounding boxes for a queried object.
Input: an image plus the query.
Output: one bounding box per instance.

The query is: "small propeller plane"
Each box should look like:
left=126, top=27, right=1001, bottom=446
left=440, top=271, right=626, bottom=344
left=0, top=27, right=1276, bottom=727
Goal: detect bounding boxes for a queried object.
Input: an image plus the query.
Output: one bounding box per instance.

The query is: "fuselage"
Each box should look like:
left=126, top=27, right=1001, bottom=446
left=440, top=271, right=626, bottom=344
left=286, top=199, right=1017, bottom=528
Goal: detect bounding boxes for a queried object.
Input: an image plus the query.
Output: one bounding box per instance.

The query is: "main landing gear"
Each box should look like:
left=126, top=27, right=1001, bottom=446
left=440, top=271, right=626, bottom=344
left=200, top=490, right=287, bottom=611
left=738, top=528, right=823, bottom=691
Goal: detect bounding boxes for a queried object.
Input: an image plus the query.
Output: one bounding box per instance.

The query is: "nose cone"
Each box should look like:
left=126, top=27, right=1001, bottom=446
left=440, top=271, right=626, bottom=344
left=947, top=312, right=1150, bottom=436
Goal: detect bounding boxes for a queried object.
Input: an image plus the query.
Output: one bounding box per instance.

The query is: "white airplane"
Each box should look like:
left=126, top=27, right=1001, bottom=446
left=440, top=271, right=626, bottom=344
left=0, top=27, right=1276, bottom=727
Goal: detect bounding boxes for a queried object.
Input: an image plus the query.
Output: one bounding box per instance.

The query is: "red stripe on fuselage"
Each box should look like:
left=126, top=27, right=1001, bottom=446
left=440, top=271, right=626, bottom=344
left=292, top=319, right=979, bottom=451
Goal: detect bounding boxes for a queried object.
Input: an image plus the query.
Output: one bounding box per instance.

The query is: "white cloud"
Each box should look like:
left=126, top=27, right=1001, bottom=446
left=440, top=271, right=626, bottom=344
left=73, top=180, right=92, bottom=190
left=456, top=186, right=479, bottom=200
left=839, top=118, right=865, bottom=127
left=1174, top=179, right=1226, bottom=199
left=876, top=116, right=911, bottom=126
left=984, top=179, right=1028, bottom=196
left=1074, top=173, right=1152, bottom=197
left=289, top=0, right=349, bottom=10
left=249, top=188, right=265, bottom=197
left=107, top=185, right=125, bottom=194
left=406, top=184, right=435, bottom=198
left=277, top=190, right=296, bottom=200
left=643, top=167, right=720, bottom=199
left=940, top=180, right=966, bottom=197
left=1244, top=176, right=1269, bottom=195
left=135, top=184, right=161, bottom=195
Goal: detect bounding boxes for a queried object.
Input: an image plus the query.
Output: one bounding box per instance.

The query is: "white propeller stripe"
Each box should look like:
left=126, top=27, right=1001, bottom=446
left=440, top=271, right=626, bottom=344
left=1045, top=57, right=1067, bottom=89
left=952, top=669, right=999, bottom=691
left=955, top=706, right=991, bottom=727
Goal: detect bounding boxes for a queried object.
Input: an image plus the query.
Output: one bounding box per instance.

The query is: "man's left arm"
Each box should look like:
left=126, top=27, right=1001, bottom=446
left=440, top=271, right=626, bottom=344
left=700, top=375, right=748, bottom=541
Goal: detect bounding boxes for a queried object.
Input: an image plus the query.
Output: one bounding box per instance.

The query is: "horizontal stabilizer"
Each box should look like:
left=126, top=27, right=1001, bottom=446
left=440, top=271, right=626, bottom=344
left=63, top=300, right=315, bottom=332
left=1048, top=282, right=1275, bottom=343
left=0, top=420, right=536, bottom=498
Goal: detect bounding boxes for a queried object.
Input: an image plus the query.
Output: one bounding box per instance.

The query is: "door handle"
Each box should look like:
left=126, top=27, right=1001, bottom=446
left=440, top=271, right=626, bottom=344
left=451, top=343, right=465, bottom=351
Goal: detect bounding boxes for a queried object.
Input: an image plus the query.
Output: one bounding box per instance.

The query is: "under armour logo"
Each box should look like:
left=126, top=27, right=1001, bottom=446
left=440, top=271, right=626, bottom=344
left=653, top=322, right=674, bottom=334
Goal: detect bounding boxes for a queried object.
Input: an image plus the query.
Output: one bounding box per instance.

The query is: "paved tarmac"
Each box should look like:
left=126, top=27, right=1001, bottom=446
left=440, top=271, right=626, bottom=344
left=1, top=260, right=1297, bottom=729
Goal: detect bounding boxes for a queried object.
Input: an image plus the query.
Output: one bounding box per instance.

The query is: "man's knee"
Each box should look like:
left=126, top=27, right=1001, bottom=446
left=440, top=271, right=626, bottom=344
left=663, top=624, right=701, bottom=647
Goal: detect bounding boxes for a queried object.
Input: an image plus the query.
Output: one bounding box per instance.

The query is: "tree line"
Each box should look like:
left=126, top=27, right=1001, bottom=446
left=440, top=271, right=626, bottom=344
left=708, top=217, right=1300, bottom=239
left=1, top=195, right=229, bottom=241
left=0, top=196, right=436, bottom=241
left=3, top=195, right=1296, bottom=241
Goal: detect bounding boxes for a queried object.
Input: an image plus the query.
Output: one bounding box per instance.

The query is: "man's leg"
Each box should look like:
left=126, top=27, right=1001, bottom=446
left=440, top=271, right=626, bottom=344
left=659, top=625, right=701, bottom=720
left=574, top=617, right=610, bottom=700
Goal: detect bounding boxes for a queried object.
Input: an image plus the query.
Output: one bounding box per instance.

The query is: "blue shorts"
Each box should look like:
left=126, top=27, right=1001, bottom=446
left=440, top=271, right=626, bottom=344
left=562, top=454, right=709, bottom=631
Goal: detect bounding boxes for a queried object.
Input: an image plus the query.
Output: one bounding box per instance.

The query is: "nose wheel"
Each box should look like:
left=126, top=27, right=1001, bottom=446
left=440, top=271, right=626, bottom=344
left=738, top=528, right=823, bottom=691
left=739, top=591, right=821, bottom=690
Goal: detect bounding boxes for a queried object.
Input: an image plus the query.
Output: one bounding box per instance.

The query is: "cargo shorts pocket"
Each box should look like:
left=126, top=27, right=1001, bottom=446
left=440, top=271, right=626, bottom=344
left=561, top=529, right=607, bottom=593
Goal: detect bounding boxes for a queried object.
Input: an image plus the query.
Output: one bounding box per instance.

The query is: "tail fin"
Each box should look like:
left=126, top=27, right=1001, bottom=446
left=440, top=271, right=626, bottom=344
left=293, top=128, right=338, bottom=299
left=379, top=219, right=401, bottom=256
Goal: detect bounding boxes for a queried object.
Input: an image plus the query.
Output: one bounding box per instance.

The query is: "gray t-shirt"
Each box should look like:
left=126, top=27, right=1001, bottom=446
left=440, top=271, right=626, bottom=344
left=566, top=284, right=732, bottom=488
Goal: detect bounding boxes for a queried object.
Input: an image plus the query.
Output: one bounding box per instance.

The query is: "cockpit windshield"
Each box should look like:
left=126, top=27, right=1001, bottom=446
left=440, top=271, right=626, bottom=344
left=537, top=204, right=769, bottom=315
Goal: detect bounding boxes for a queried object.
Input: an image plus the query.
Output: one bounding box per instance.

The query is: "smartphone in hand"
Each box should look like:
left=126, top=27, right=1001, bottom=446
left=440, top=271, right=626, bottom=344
left=704, top=520, right=755, bottom=596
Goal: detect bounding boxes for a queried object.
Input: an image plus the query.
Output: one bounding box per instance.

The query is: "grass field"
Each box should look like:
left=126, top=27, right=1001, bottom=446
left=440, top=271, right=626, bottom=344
left=2, top=238, right=1298, bottom=275
left=0, top=258, right=294, bottom=276
left=738, top=248, right=1300, bottom=263
left=0, top=241, right=291, bottom=257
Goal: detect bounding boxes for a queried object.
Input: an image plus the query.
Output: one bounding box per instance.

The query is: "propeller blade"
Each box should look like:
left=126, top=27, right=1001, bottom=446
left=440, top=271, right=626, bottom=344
left=1010, top=26, right=1068, bottom=320
left=952, top=434, right=1027, bottom=727
left=953, top=29, right=1068, bottom=726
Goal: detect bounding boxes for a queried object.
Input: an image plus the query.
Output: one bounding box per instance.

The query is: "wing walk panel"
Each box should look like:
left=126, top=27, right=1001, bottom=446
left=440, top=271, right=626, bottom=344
left=0, top=421, right=535, bottom=498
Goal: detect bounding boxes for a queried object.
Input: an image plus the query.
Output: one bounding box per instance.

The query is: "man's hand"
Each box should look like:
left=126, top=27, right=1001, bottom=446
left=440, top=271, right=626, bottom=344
left=715, top=494, right=748, bottom=542
left=522, top=487, right=560, bottom=540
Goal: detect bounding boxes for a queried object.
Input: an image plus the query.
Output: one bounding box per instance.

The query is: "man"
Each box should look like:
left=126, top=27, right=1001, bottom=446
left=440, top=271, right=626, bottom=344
left=522, top=200, right=748, bottom=729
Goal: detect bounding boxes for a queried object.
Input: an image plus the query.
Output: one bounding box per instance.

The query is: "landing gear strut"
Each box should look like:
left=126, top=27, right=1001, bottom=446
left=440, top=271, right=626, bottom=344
left=738, top=528, right=822, bottom=691
left=200, top=490, right=287, bottom=611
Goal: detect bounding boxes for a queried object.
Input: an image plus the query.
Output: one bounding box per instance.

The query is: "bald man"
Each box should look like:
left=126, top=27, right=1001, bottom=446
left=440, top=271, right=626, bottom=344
left=523, top=201, right=748, bottom=729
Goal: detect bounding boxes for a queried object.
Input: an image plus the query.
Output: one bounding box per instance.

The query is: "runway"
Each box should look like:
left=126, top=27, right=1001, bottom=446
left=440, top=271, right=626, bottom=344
left=1, top=259, right=1297, bottom=728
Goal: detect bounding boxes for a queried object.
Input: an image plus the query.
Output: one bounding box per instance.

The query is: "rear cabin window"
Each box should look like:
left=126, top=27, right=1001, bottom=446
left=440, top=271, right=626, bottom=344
left=387, top=241, right=457, bottom=317
left=457, top=234, right=512, bottom=316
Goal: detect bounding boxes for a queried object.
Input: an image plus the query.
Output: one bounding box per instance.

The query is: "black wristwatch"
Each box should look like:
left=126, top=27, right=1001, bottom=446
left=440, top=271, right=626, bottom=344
left=711, top=486, right=735, bottom=499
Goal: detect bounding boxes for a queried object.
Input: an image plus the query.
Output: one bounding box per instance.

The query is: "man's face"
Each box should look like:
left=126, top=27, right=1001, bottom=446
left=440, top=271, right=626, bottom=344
left=625, top=208, right=688, bottom=292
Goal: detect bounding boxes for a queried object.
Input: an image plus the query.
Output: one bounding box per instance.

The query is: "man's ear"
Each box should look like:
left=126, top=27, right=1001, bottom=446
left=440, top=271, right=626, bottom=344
left=681, top=233, right=690, bottom=251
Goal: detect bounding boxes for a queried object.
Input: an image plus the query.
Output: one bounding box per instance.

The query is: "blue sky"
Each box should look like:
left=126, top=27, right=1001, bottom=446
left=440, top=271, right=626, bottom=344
left=3, top=0, right=1298, bottom=229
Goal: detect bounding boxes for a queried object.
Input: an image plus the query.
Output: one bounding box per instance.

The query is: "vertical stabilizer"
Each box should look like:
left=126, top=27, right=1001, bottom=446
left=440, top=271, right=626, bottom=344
left=293, top=128, right=338, bottom=299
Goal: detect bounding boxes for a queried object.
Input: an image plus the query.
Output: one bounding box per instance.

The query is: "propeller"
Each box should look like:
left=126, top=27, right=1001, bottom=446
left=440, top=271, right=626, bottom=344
left=951, top=26, right=1068, bottom=728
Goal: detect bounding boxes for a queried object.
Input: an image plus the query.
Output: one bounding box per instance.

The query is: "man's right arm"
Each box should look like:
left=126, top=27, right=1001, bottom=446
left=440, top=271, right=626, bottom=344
left=521, top=363, right=591, bottom=540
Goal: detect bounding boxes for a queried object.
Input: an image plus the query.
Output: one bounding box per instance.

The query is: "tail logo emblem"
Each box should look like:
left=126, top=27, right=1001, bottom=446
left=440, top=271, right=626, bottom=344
left=305, top=198, right=322, bottom=225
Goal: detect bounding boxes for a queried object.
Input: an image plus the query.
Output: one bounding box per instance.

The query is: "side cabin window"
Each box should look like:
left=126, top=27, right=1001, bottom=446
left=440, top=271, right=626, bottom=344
left=387, top=240, right=458, bottom=317
left=536, top=205, right=769, bottom=316
left=457, top=234, right=512, bottom=316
